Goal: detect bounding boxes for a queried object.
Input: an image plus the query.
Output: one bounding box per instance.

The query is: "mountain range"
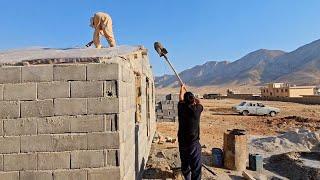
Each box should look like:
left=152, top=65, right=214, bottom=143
left=155, top=39, right=320, bottom=88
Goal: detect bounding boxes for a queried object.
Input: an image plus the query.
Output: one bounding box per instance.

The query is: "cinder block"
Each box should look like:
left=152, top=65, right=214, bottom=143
left=53, top=64, right=86, bottom=81
left=38, top=152, right=70, bottom=170
left=52, top=134, right=87, bottom=151
left=0, top=120, right=3, bottom=136
left=0, top=84, right=3, bottom=101
left=0, top=66, right=21, bottom=84
left=88, top=167, right=120, bottom=180
left=53, top=170, right=87, bottom=180
left=87, top=98, right=119, bottom=114
left=38, top=81, right=69, bottom=99
left=38, top=116, right=70, bottom=134
left=0, top=101, right=20, bottom=119
left=21, top=100, right=54, bottom=117
left=87, top=63, right=119, bottom=80
left=20, top=171, right=53, bottom=180
left=4, top=153, right=37, bottom=171
left=70, top=115, right=104, bottom=133
left=0, top=137, right=20, bottom=154
left=21, top=135, right=53, bottom=152
left=4, top=118, right=37, bottom=136
left=3, top=83, right=37, bottom=101
left=106, top=149, right=120, bottom=166
left=54, top=98, right=87, bottom=116
left=71, top=150, right=104, bottom=169
left=104, top=81, right=118, bottom=97
left=0, top=171, right=19, bottom=180
left=122, top=66, right=132, bottom=82
left=71, top=81, right=103, bottom=98
left=88, top=132, right=119, bottom=150
left=0, top=155, right=3, bottom=171
left=22, top=65, right=53, bottom=82
left=105, top=114, right=118, bottom=131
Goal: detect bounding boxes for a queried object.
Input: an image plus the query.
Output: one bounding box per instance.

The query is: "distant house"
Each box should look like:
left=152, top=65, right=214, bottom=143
left=261, top=83, right=316, bottom=98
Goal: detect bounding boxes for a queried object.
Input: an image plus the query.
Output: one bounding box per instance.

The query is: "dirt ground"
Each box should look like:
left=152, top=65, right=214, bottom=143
left=144, top=98, right=320, bottom=179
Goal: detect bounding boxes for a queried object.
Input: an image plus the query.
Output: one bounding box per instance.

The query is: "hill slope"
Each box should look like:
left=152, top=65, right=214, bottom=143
left=155, top=39, right=320, bottom=87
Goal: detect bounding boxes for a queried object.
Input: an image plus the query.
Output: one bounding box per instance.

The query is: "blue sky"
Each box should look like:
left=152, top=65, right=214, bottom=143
left=1, top=1, right=320, bottom=76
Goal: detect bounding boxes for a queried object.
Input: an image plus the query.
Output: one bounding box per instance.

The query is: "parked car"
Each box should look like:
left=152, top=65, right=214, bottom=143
left=232, top=101, right=280, bottom=117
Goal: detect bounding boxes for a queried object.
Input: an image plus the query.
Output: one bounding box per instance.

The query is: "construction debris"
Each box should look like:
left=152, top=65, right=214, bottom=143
left=156, top=94, right=179, bottom=122
left=250, top=128, right=320, bottom=157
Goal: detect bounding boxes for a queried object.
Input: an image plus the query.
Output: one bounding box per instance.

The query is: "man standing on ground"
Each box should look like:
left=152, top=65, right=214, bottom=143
left=90, top=12, right=116, bottom=48
left=178, top=85, right=203, bottom=180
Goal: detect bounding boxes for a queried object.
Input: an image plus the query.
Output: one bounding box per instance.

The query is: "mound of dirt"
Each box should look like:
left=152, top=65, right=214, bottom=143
left=265, top=152, right=320, bottom=180
left=250, top=128, right=320, bottom=157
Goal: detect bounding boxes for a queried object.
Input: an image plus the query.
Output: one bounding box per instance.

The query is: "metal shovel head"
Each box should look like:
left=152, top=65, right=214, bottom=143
left=154, top=42, right=168, bottom=57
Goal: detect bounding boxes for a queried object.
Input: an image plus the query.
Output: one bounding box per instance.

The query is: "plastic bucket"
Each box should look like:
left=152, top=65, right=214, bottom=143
left=212, top=148, right=223, bottom=167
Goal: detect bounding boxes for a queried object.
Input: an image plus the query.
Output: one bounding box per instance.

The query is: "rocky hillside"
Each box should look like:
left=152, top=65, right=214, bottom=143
left=155, top=39, right=320, bottom=87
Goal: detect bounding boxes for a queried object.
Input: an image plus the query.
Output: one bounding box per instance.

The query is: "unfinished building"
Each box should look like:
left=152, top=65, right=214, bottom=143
left=0, top=46, right=156, bottom=180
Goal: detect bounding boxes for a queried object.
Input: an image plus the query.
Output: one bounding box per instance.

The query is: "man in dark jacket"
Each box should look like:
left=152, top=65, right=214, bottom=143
left=178, top=85, right=203, bottom=180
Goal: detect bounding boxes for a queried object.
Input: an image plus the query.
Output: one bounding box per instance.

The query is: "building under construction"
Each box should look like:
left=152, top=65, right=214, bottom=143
left=0, top=46, right=156, bottom=180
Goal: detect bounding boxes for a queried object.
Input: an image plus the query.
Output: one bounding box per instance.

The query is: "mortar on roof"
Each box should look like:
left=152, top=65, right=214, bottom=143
left=0, top=46, right=146, bottom=66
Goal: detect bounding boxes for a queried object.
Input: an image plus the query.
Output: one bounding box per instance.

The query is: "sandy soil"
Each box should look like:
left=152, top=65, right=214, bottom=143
left=144, top=98, right=320, bottom=179
left=157, top=98, right=320, bottom=150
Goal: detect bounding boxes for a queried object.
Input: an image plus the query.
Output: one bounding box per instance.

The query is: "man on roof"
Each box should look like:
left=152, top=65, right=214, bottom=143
left=90, top=12, right=116, bottom=48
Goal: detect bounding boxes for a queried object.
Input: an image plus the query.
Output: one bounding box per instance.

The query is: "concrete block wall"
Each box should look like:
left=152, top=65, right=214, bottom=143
left=0, top=62, right=123, bottom=180
left=0, top=48, right=156, bottom=180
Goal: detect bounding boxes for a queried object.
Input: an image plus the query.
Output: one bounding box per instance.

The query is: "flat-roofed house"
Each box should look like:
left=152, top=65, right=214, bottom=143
left=261, top=83, right=316, bottom=98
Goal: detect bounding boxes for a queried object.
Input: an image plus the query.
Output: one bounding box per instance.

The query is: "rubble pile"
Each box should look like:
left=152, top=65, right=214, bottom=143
left=250, top=128, right=320, bottom=157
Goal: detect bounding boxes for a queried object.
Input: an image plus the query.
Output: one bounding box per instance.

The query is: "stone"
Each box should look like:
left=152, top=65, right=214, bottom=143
left=4, top=153, right=37, bottom=171
left=0, top=101, right=20, bottom=119
left=88, top=167, right=120, bottom=180
left=38, top=81, right=70, bottom=99
left=71, top=81, right=103, bottom=98
left=38, top=152, right=70, bottom=170
left=0, top=172, right=19, bottom=180
left=22, top=65, right=53, bottom=82
left=104, top=81, right=118, bottom=97
left=53, top=64, right=86, bottom=81
left=20, top=171, right=53, bottom=180
left=0, top=66, right=21, bottom=84
left=21, top=135, right=53, bottom=152
left=4, top=118, right=37, bottom=136
left=52, top=134, right=87, bottom=151
left=38, top=116, right=70, bottom=134
left=105, top=114, right=118, bottom=131
left=54, top=98, right=87, bottom=116
left=21, top=100, right=54, bottom=118
left=87, top=98, right=119, bottom=114
left=0, top=137, right=20, bottom=154
left=70, top=115, right=104, bottom=133
left=106, top=149, right=120, bottom=166
left=87, top=132, right=119, bottom=150
left=71, top=150, right=104, bottom=168
left=53, top=170, right=87, bottom=180
left=3, top=83, right=37, bottom=101
left=87, top=63, right=119, bottom=80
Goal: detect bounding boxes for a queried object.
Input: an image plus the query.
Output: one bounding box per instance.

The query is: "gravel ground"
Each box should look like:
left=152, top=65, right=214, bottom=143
left=146, top=98, right=320, bottom=179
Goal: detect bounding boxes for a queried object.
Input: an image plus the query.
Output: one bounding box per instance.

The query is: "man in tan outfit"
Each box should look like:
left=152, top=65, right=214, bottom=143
left=90, top=12, right=116, bottom=48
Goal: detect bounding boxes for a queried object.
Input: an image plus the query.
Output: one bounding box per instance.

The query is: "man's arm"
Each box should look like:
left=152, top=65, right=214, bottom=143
left=179, top=84, right=186, bottom=102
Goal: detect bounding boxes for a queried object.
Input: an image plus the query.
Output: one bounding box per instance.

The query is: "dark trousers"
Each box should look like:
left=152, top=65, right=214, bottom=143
left=179, top=141, right=202, bottom=180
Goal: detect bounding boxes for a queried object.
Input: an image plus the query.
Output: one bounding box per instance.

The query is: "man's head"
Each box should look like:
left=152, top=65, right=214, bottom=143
left=184, top=92, right=195, bottom=104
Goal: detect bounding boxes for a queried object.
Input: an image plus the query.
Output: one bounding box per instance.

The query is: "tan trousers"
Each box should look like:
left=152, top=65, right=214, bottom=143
left=92, top=12, right=116, bottom=48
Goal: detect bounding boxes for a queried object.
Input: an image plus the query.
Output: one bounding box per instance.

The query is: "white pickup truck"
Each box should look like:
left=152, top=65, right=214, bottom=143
left=232, top=101, right=280, bottom=117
